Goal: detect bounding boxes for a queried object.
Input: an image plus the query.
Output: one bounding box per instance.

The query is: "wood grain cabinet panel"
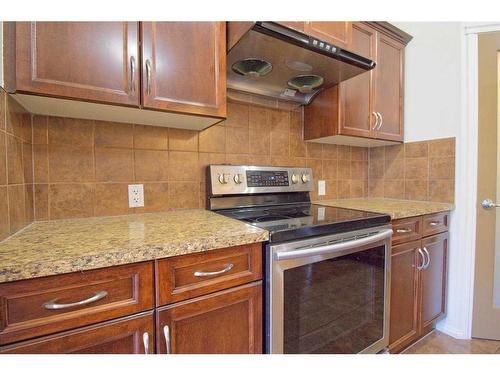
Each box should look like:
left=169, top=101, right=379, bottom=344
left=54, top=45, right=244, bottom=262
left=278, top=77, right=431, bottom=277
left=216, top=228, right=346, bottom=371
left=305, top=22, right=351, bottom=48
left=0, top=311, right=154, bottom=354
left=422, top=212, right=449, bottom=237
left=141, top=22, right=226, bottom=118
left=338, top=22, right=377, bottom=139
left=420, top=232, right=448, bottom=331
left=9, top=22, right=140, bottom=106
left=0, top=262, right=154, bottom=345
left=156, top=243, right=262, bottom=306
left=156, top=282, right=262, bottom=354
left=391, top=216, right=423, bottom=246
left=388, top=240, right=420, bottom=352
left=373, top=33, right=405, bottom=141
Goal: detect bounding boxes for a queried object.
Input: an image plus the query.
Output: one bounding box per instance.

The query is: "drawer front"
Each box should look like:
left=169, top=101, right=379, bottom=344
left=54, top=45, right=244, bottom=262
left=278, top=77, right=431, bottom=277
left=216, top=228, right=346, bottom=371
left=156, top=243, right=262, bottom=306
left=0, top=262, right=154, bottom=345
left=422, top=212, right=449, bottom=237
left=392, top=216, right=423, bottom=245
left=0, top=311, right=154, bottom=354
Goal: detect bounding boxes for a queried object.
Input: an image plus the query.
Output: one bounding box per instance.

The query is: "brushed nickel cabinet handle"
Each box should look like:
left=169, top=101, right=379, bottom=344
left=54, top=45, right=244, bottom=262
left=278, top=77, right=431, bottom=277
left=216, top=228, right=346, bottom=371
left=396, top=228, right=413, bottom=234
left=163, top=325, right=171, bottom=354
left=423, top=247, right=431, bottom=269
left=429, top=221, right=440, bottom=226
left=371, top=111, right=379, bottom=130
left=193, top=263, right=234, bottom=277
left=129, top=55, right=136, bottom=93
left=417, top=248, right=425, bottom=270
left=43, top=290, right=108, bottom=310
left=143, top=332, right=149, bottom=354
left=377, top=112, right=383, bottom=130
left=145, top=59, right=152, bottom=95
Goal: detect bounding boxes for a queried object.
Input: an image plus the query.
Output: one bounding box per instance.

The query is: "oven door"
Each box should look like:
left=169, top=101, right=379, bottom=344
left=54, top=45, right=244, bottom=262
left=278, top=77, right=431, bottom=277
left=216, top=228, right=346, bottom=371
left=266, top=227, right=392, bottom=354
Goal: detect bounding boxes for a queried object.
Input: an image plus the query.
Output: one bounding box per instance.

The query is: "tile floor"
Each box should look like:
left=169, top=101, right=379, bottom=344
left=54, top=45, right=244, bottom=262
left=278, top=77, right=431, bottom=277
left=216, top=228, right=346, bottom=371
left=402, top=330, right=500, bottom=354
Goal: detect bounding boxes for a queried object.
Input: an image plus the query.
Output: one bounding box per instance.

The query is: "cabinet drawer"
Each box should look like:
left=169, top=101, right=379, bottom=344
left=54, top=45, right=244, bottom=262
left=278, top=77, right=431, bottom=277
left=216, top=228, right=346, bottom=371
left=422, top=212, right=449, bottom=237
left=156, top=243, right=262, bottom=306
left=392, top=216, right=423, bottom=245
left=0, top=311, right=154, bottom=354
left=0, top=262, right=154, bottom=345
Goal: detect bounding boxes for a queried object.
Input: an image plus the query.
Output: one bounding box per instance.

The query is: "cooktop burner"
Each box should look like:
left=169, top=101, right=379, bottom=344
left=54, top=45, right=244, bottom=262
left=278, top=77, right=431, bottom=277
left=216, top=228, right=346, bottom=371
left=216, top=203, right=391, bottom=243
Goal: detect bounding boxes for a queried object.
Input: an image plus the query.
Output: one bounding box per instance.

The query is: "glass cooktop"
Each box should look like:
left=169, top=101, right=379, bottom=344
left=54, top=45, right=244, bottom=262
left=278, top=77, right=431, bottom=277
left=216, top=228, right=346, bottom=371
left=216, top=203, right=391, bottom=243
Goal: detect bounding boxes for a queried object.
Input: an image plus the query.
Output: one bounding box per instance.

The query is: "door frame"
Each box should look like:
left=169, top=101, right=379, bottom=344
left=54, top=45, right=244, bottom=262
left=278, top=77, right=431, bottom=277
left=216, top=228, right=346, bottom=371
left=441, top=22, right=500, bottom=340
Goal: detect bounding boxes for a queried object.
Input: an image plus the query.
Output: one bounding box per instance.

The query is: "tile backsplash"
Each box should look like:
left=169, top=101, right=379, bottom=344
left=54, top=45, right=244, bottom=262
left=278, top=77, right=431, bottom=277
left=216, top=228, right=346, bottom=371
left=0, top=89, right=34, bottom=241
left=0, top=89, right=456, bottom=235
left=31, top=101, right=369, bottom=221
left=368, top=138, right=455, bottom=203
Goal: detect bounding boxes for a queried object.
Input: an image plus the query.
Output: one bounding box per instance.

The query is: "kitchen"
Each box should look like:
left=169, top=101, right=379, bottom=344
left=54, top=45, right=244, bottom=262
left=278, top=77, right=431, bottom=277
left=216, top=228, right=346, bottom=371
left=0, top=1, right=499, bottom=370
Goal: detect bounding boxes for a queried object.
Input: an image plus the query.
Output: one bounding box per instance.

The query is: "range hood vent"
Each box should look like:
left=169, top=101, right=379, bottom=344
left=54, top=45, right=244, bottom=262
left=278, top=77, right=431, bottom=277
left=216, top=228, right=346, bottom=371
left=227, top=22, right=376, bottom=105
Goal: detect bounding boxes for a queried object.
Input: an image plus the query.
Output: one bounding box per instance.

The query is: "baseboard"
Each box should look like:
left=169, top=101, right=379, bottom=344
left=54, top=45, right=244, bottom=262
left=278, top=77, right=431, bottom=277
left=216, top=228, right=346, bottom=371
left=436, top=321, right=470, bottom=339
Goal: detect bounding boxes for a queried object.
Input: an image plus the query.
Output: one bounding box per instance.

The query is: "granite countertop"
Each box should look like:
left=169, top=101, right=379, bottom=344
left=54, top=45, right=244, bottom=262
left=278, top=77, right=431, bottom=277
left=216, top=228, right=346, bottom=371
left=315, top=198, right=454, bottom=220
left=0, top=210, right=268, bottom=284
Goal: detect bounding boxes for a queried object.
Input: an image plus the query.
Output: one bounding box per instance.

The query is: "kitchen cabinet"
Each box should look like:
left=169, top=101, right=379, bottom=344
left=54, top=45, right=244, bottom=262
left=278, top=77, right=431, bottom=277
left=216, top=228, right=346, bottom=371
left=388, top=213, right=449, bottom=353
left=0, top=242, right=264, bottom=354
left=3, top=22, right=226, bottom=130
left=304, top=22, right=411, bottom=146
left=0, top=312, right=154, bottom=354
left=141, top=22, right=226, bottom=118
left=156, top=282, right=262, bottom=354
left=4, top=22, right=140, bottom=106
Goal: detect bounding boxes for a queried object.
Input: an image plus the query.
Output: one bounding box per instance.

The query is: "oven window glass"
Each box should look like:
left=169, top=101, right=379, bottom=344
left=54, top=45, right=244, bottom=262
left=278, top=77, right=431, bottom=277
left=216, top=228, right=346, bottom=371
left=283, top=246, right=386, bottom=354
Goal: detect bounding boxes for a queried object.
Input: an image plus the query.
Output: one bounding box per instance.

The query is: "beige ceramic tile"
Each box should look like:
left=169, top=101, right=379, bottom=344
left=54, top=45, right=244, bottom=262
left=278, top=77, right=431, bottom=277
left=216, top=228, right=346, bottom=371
left=199, top=125, right=225, bottom=153
left=49, top=144, right=94, bottom=183
left=0, top=132, right=6, bottom=185
left=306, top=142, right=323, bottom=159
left=428, top=138, right=455, bottom=158
left=270, top=130, right=290, bottom=156
left=429, top=157, right=455, bottom=179
left=32, top=115, right=48, bottom=145
left=168, top=128, right=198, bottom=151
left=95, top=183, right=132, bottom=216
left=224, top=102, right=249, bottom=128
left=6, top=135, right=24, bottom=184
left=49, top=183, right=95, bottom=220
left=48, top=117, right=94, bottom=147
left=404, top=141, right=428, bottom=158
left=133, top=125, right=168, bottom=150
left=135, top=183, right=169, bottom=213
left=289, top=132, right=306, bottom=158
left=169, top=182, right=199, bottom=209
left=94, top=121, right=134, bottom=148
left=34, top=184, right=49, bottom=221
left=0, top=186, right=9, bottom=240
left=226, top=127, right=249, bottom=154
left=269, top=109, right=290, bottom=132
left=249, top=128, right=271, bottom=156
left=134, top=150, right=168, bottom=182
left=405, top=179, right=428, bottom=201
left=8, top=184, right=26, bottom=234
left=95, top=147, right=134, bottom=182
left=168, top=151, right=198, bottom=181
left=405, top=158, right=429, bottom=180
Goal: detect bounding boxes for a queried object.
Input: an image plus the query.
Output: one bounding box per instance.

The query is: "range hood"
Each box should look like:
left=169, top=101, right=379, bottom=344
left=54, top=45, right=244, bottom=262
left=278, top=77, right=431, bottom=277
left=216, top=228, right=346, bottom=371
left=227, top=22, right=376, bottom=105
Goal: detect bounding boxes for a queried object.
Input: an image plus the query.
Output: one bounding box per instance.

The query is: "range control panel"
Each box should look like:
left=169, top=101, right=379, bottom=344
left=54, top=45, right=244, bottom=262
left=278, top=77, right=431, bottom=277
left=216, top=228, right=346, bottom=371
left=246, top=170, right=289, bottom=187
left=209, top=165, right=313, bottom=196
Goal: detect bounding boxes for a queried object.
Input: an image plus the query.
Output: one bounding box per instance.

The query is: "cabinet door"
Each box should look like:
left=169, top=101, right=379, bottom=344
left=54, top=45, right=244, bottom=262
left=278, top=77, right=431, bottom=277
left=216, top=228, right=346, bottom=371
left=0, top=312, right=154, bottom=354
left=156, top=282, right=262, bottom=354
left=388, top=240, right=421, bottom=352
left=141, top=22, right=226, bottom=118
left=373, top=33, right=405, bottom=142
left=420, top=232, right=448, bottom=331
left=338, top=22, right=377, bottom=139
left=11, top=22, right=139, bottom=106
left=305, top=22, right=351, bottom=48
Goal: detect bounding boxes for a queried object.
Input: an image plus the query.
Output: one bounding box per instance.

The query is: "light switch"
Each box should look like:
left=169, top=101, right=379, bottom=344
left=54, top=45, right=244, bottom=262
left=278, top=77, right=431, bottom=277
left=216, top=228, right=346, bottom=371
left=318, top=180, right=326, bottom=196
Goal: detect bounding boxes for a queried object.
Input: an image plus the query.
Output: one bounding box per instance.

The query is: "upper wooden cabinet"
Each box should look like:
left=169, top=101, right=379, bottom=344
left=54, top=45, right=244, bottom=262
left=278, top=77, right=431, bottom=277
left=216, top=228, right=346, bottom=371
left=304, top=22, right=411, bottom=146
left=141, top=22, right=226, bottom=118
left=5, top=22, right=140, bottom=106
left=4, top=22, right=226, bottom=130
left=304, top=22, right=351, bottom=49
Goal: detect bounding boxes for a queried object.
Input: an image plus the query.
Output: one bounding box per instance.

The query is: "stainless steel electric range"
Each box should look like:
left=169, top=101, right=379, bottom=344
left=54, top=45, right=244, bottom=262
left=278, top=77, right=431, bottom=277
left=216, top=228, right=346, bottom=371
left=207, top=165, right=392, bottom=354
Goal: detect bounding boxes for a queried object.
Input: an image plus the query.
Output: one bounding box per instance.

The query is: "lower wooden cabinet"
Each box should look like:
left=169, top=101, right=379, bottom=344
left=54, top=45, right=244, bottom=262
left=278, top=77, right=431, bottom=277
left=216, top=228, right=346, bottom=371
left=0, top=311, right=154, bottom=354
left=388, top=215, right=449, bottom=353
left=156, top=282, right=262, bottom=354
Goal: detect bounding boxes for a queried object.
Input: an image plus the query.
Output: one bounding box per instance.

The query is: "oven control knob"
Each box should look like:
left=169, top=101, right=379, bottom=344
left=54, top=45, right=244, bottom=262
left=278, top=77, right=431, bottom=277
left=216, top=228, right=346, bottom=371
left=218, top=173, right=229, bottom=184
left=301, top=174, right=311, bottom=183
left=234, top=174, right=244, bottom=184
left=291, top=174, right=299, bottom=184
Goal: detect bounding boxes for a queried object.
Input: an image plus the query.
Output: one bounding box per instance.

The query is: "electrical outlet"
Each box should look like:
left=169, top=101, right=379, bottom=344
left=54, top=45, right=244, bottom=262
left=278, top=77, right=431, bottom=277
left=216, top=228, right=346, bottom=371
left=128, top=184, right=144, bottom=208
left=318, top=180, right=326, bottom=196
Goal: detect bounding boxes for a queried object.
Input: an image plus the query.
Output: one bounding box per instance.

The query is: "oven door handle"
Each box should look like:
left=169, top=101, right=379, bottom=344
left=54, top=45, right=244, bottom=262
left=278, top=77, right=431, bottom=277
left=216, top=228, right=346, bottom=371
left=274, top=229, right=393, bottom=261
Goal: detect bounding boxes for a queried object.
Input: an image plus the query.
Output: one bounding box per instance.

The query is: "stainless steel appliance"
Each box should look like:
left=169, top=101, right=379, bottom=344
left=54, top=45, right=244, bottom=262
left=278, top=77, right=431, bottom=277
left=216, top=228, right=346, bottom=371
left=207, top=165, right=392, bottom=354
left=227, top=22, right=376, bottom=105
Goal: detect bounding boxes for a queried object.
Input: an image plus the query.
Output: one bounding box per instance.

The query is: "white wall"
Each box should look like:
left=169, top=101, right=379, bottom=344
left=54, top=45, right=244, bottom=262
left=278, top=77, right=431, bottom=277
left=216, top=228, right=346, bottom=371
left=393, top=22, right=462, bottom=142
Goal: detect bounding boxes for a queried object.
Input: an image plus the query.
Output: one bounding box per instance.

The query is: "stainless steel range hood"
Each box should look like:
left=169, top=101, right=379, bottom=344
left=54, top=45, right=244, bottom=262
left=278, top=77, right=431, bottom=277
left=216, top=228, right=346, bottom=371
left=227, top=22, right=376, bottom=105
